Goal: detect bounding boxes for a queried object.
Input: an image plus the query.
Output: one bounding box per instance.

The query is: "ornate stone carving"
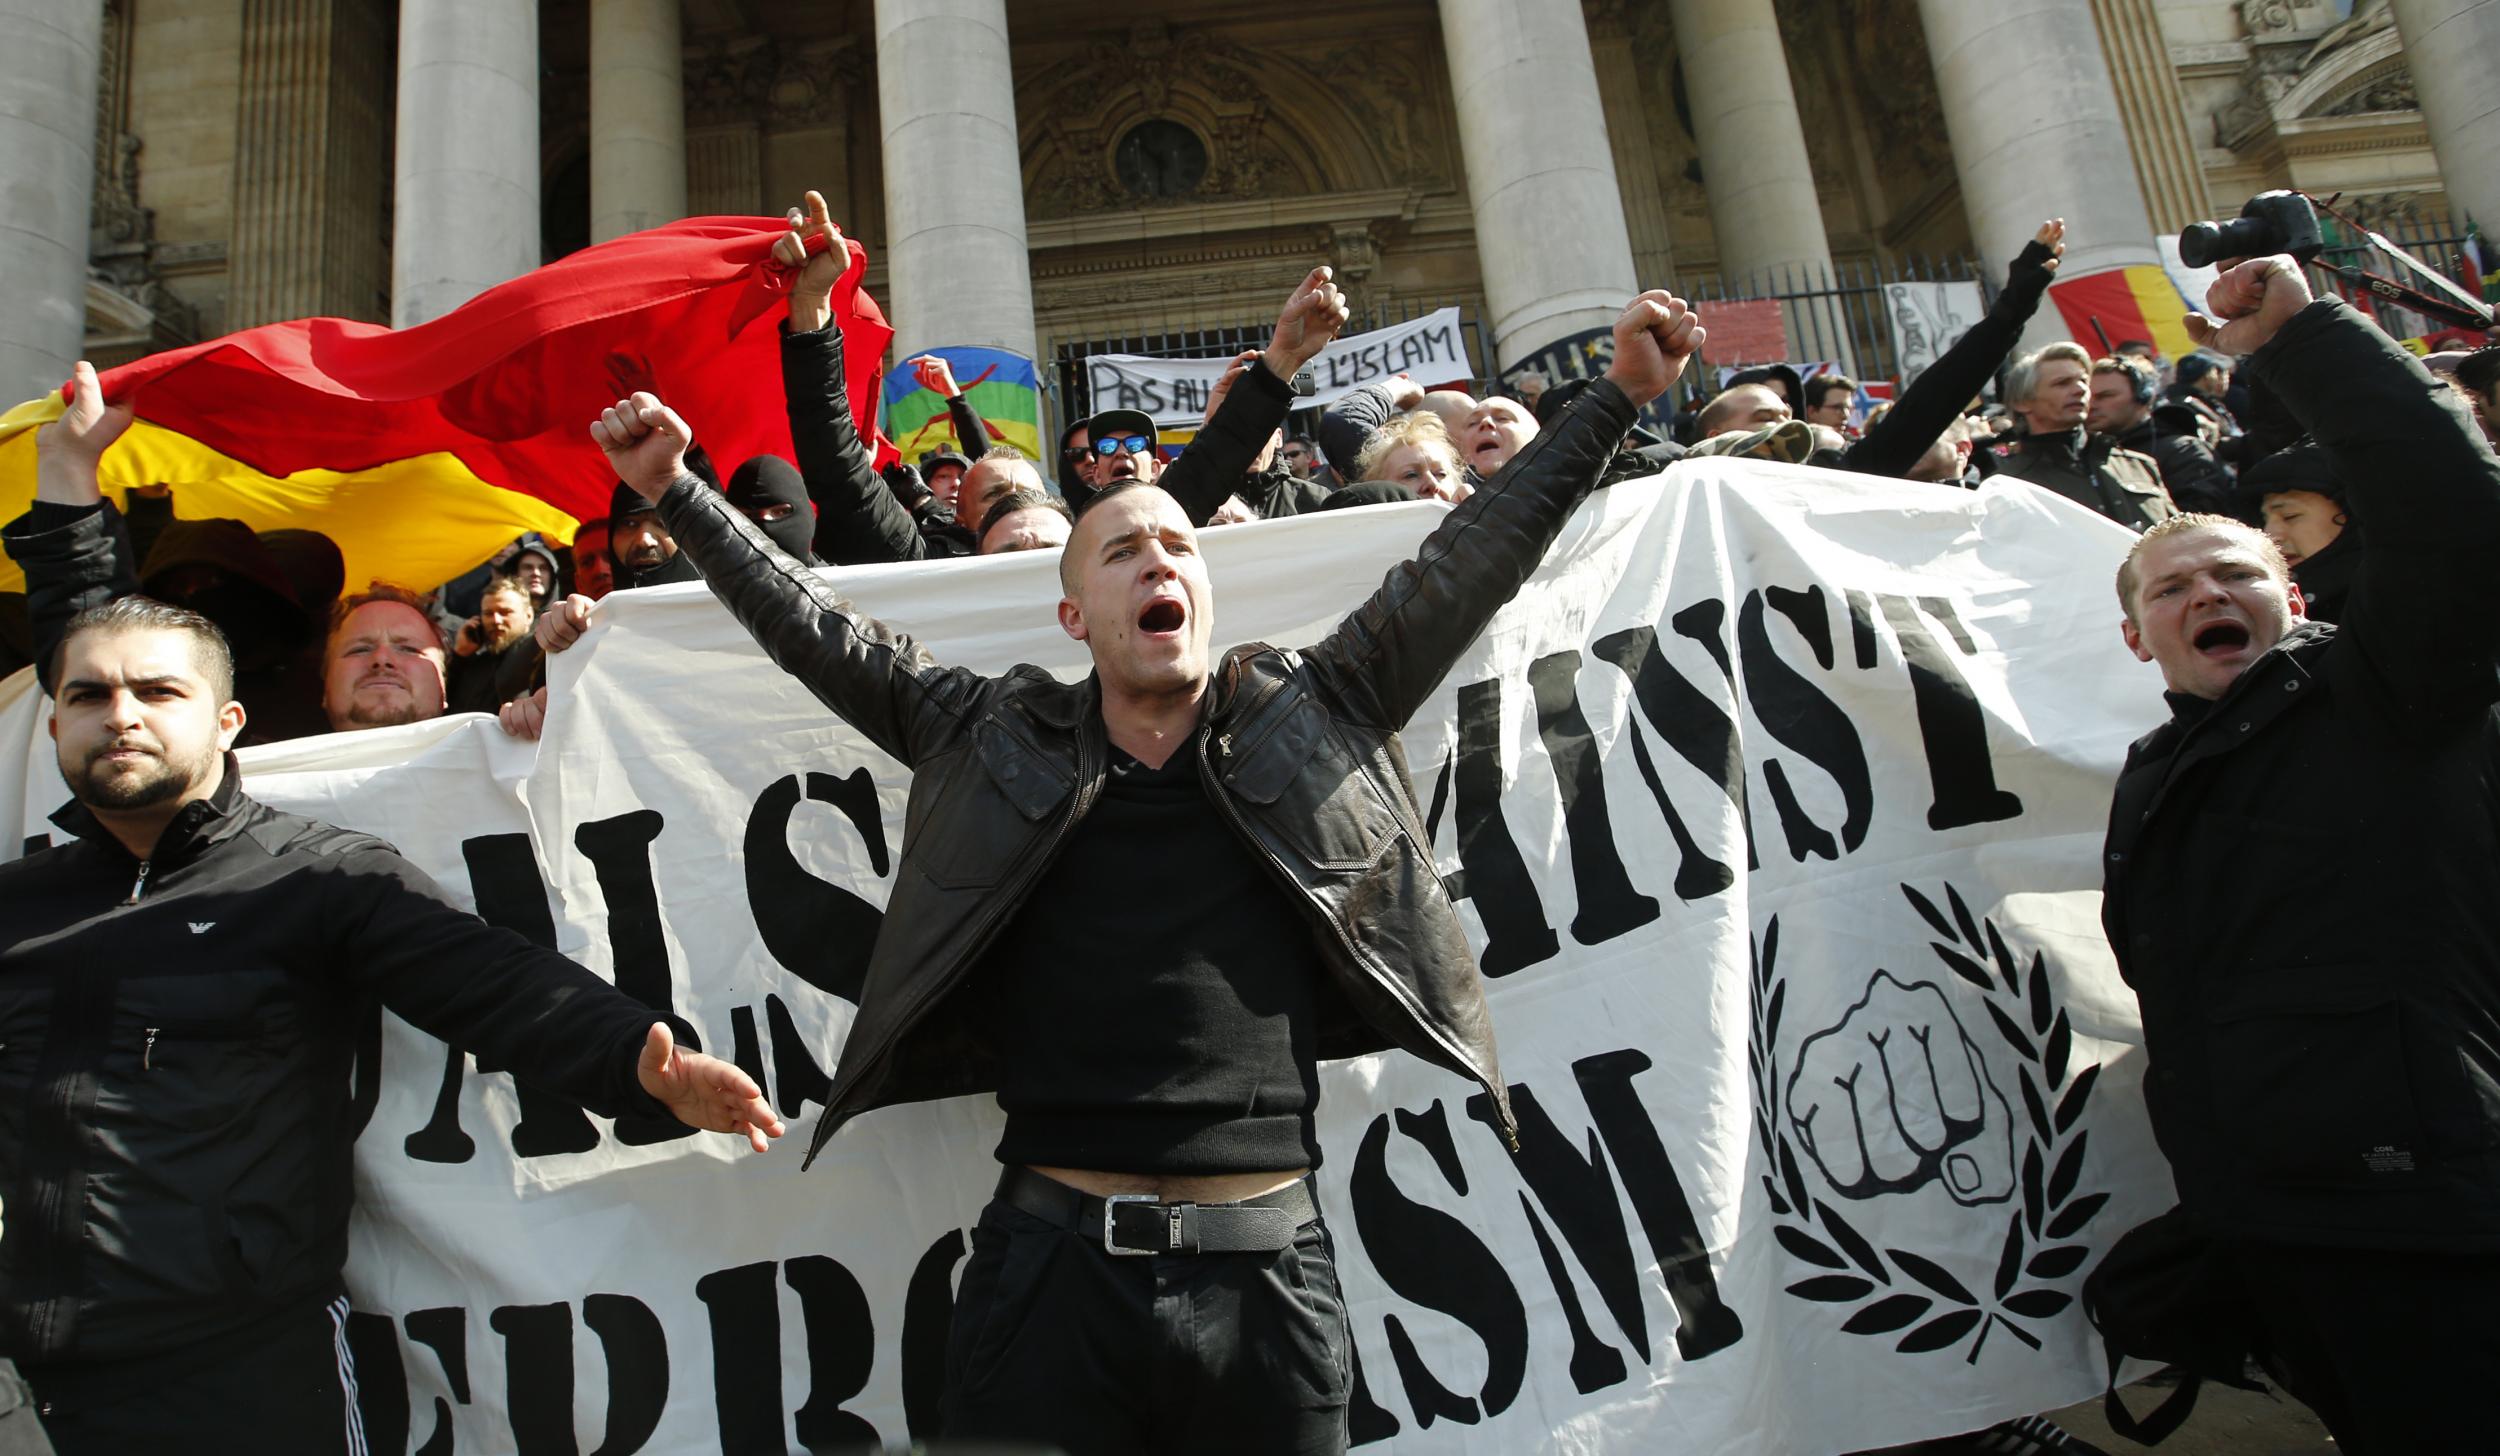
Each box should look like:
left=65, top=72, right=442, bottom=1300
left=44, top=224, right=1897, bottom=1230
left=2323, top=68, right=2417, bottom=115
left=86, top=0, right=199, bottom=347
left=684, top=36, right=774, bottom=128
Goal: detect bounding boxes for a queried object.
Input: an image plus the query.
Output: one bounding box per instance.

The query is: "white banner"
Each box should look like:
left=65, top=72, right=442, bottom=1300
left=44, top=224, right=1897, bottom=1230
left=1881, top=282, right=1988, bottom=386
left=1085, top=308, right=1474, bottom=426
left=7, top=463, right=2176, bottom=1453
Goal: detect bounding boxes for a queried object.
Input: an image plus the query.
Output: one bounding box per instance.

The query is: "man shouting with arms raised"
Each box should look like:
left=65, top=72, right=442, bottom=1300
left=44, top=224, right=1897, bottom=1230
left=592, top=268, right=1702, bottom=1454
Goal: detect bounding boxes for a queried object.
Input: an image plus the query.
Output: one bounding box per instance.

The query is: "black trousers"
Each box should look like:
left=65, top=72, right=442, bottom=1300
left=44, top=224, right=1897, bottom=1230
left=940, top=1197, right=1352, bottom=1456
left=2229, top=1242, right=2500, bottom=1455
left=20, top=1295, right=363, bottom=1456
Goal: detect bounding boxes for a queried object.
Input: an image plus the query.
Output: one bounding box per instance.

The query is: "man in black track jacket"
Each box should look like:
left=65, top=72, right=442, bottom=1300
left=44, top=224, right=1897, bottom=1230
left=2100, top=256, right=2500, bottom=1451
left=0, top=368, right=784, bottom=1455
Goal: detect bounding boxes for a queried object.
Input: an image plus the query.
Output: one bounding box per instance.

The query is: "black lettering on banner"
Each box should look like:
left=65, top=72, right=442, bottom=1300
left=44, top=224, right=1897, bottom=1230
left=489, top=1302, right=576, bottom=1455
left=728, top=1005, right=766, bottom=1094
left=766, top=993, right=836, bottom=1120
left=575, top=811, right=699, bottom=1147
left=784, top=1256, right=881, bottom=1450
left=1462, top=1084, right=1648, bottom=1379
left=583, top=1294, right=670, bottom=1454
left=1425, top=678, right=1559, bottom=977
left=901, top=1230, right=967, bottom=1443
left=1589, top=616, right=1748, bottom=898
left=1736, top=589, right=1872, bottom=863
left=1527, top=650, right=1659, bottom=944
left=743, top=771, right=887, bottom=1004
left=696, top=1262, right=784, bottom=1454
left=1574, top=1049, right=1744, bottom=1360
left=403, top=1305, right=472, bottom=1456
left=1873, top=594, right=2025, bottom=831
left=406, top=833, right=598, bottom=1164
left=1347, top=1104, right=1527, bottom=1430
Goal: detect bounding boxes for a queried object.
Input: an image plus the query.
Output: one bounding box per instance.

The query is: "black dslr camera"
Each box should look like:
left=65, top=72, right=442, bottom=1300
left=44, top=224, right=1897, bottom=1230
left=2177, top=189, right=2492, bottom=331
left=2178, top=190, right=2322, bottom=269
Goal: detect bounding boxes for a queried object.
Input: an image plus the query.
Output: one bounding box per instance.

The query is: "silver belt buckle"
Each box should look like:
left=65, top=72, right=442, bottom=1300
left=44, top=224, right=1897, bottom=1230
left=1103, top=1194, right=1159, bottom=1255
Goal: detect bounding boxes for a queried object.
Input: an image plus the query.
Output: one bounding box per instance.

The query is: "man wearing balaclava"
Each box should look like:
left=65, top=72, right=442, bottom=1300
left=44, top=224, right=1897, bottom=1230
left=726, top=455, right=820, bottom=564
left=607, top=481, right=702, bottom=590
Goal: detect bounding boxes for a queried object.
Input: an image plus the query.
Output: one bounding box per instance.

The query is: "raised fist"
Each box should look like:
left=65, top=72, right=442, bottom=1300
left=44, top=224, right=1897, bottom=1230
left=1785, top=972, right=2014, bottom=1206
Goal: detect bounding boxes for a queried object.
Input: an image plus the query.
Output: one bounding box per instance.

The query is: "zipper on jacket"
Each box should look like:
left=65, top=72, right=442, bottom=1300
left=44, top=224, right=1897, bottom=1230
left=124, top=860, right=151, bottom=906
left=143, top=1027, right=159, bottom=1070
left=1196, top=728, right=1521, bottom=1153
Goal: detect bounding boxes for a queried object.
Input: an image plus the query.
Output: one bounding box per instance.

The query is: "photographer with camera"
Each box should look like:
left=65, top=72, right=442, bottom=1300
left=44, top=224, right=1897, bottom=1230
left=2089, top=229, right=2500, bottom=1450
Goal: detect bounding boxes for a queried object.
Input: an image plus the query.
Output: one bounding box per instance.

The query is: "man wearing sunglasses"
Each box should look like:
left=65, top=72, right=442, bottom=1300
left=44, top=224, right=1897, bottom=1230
left=1084, top=409, right=1164, bottom=487
left=1057, top=420, right=1098, bottom=507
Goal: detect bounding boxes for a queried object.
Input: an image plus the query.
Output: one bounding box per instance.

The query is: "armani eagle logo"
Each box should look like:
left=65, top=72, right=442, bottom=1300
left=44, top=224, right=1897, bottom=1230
left=187, top=922, right=215, bottom=934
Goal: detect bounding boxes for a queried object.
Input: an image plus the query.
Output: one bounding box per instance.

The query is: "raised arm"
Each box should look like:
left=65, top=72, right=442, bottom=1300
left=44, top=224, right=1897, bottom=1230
left=910, top=355, right=997, bottom=458
left=773, top=192, right=928, bottom=565
left=1847, top=220, right=2063, bottom=479
left=4, top=362, right=140, bottom=691
left=1306, top=292, right=1699, bottom=730
left=592, top=390, right=986, bottom=768
left=1161, top=269, right=1350, bottom=526
left=2213, top=256, right=2500, bottom=708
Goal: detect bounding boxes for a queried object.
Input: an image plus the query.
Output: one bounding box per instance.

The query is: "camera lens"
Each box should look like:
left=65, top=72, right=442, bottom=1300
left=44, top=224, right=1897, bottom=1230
left=2179, top=222, right=2227, bottom=269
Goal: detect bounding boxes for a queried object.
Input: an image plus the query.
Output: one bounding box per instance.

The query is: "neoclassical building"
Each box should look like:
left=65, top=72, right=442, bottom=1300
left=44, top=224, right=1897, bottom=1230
left=5, top=0, right=2493, bottom=423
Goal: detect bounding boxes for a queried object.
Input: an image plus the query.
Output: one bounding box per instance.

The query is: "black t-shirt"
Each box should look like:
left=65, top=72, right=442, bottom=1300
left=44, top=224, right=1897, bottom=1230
left=978, top=736, right=1326, bottom=1174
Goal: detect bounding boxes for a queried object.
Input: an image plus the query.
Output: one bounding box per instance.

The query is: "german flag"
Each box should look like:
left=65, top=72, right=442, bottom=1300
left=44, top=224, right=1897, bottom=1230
left=2047, top=266, right=2198, bottom=361
left=0, top=217, right=891, bottom=596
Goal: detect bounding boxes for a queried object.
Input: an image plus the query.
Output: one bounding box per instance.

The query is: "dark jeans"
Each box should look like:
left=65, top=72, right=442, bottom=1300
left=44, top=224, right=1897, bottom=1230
left=2230, top=1242, right=2500, bottom=1455
left=941, top=1197, right=1351, bottom=1455
left=20, top=1295, right=362, bottom=1456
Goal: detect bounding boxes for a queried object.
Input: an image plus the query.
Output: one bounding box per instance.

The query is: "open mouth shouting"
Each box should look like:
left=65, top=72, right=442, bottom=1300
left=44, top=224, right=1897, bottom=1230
left=2191, top=619, right=2252, bottom=659
left=1137, top=595, right=1187, bottom=638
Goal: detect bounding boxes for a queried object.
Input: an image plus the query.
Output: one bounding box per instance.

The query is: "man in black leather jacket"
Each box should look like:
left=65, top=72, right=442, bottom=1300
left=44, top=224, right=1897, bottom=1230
left=2101, top=256, right=2500, bottom=1450
left=589, top=277, right=1702, bottom=1454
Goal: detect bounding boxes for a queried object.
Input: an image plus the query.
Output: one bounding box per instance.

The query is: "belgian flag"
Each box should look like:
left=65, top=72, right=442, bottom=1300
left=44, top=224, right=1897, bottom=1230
left=0, top=218, right=892, bottom=596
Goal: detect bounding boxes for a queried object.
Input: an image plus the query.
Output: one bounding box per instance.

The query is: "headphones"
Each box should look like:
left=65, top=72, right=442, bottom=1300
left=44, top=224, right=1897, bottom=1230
left=2103, top=356, right=2158, bottom=405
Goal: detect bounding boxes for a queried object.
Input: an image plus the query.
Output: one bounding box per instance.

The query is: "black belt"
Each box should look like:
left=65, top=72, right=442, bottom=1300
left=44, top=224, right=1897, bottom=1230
left=997, top=1166, right=1315, bottom=1256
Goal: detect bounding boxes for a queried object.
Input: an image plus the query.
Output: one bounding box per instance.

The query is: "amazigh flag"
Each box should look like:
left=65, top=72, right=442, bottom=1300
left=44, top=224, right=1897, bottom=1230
left=2048, top=266, right=2197, bottom=360
left=881, top=346, right=1040, bottom=464
left=0, top=217, right=892, bottom=596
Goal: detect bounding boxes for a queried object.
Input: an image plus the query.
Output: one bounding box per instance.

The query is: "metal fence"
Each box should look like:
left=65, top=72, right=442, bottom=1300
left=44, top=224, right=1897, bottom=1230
left=1678, top=253, right=1995, bottom=386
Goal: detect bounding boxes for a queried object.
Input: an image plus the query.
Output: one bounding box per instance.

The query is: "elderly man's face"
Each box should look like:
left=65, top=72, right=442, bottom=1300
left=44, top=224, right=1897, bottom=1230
left=324, top=600, right=447, bottom=731
left=963, top=456, right=1042, bottom=525
left=2019, top=359, right=2091, bottom=435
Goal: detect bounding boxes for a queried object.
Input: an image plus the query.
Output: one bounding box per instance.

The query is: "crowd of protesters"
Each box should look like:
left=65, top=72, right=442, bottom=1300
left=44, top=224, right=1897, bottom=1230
left=5, top=198, right=2490, bottom=753
left=6, top=176, right=2500, bottom=1456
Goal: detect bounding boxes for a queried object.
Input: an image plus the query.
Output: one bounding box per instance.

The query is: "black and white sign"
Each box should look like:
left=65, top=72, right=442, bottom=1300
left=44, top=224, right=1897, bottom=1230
left=1084, top=308, right=1474, bottom=426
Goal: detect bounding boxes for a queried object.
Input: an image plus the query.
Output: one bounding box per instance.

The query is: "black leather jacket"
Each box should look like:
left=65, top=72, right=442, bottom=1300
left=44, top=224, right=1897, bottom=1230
left=1992, top=427, right=2177, bottom=530
left=660, top=377, right=1647, bottom=1165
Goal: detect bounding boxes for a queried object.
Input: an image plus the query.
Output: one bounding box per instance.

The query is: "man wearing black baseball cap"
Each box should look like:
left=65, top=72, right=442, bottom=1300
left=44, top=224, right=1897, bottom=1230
left=1082, top=407, right=1163, bottom=488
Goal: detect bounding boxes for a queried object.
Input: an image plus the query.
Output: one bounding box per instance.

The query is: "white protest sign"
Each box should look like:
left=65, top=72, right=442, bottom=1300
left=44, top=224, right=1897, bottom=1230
left=1085, top=309, right=1474, bottom=427
left=1882, top=282, right=1989, bottom=385
left=6, top=464, right=2175, bottom=1453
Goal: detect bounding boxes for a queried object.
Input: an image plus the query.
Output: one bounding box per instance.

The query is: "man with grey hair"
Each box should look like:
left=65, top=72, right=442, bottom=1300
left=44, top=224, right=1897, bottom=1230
left=1992, top=340, right=2175, bottom=529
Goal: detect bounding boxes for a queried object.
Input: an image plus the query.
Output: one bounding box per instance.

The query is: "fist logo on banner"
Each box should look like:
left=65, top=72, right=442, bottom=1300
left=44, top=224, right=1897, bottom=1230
left=1786, top=973, right=2015, bottom=1206
left=1751, top=886, right=2114, bottom=1361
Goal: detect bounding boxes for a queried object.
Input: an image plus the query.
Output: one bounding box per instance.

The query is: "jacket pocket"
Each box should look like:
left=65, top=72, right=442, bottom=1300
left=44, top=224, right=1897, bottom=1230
left=902, top=752, right=1028, bottom=892
left=1226, top=698, right=1396, bottom=872
left=2204, top=966, right=2425, bottom=1188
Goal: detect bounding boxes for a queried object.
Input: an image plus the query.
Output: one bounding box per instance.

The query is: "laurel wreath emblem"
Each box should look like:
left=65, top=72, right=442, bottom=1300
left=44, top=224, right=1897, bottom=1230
left=1748, top=883, right=2110, bottom=1360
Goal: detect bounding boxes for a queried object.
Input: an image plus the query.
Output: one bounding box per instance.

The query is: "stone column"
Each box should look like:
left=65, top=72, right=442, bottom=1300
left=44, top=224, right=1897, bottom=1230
left=2089, top=0, right=2208, bottom=232
left=1916, top=0, right=2161, bottom=350
left=1438, top=0, right=1639, bottom=364
left=590, top=0, right=686, bottom=243
left=873, top=0, right=1035, bottom=363
left=230, top=0, right=397, bottom=327
left=0, top=0, right=104, bottom=401
left=393, top=0, right=540, bottom=327
left=1666, top=0, right=1833, bottom=285
left=2390, top=0, right=2500, bottom=236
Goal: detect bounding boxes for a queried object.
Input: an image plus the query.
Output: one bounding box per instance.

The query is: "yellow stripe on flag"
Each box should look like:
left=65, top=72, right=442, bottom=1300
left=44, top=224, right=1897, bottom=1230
left=0, top=398, right=578, bottom=598
left=2123, top=267, right=2200, bottom=362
